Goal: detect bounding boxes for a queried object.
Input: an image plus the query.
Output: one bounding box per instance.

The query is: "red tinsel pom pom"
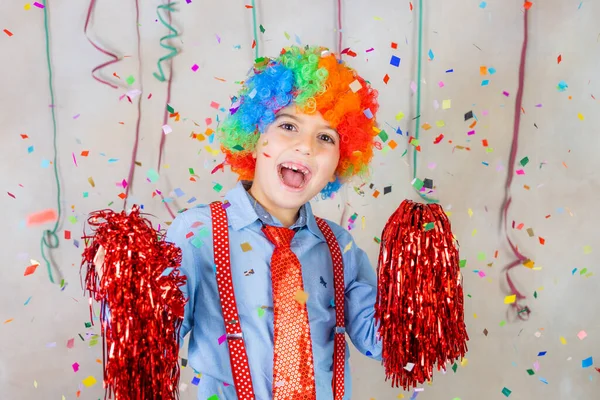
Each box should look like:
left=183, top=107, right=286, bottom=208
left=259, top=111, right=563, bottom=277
left=374, top=200, right=468, bottom=390
left=80, top=206, right=186, bottom=400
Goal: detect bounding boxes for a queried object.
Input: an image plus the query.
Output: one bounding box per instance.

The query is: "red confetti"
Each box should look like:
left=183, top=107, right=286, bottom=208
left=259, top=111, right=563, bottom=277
left=524, top=1, right=533, bottom=9
left=26, top=209, right=58, bottom=226
left=409, top=2, right=413, bottom=11
left=20, top=134, right=29, bottom=139
left=3, top=29, right=13, bottom=37
left=538, top=237, right=545, bottom=245
left=375, top=200, right=467, bottom=390
left=383, top=74, right=390, bottom=84
left=557, top=54, right=562, bottom=64
left=64, top=230, right=71, bottom=240
left=24, top=264, right=38, bottom=276
left=391, top=42, right=398, bottom=49
left=7, top=192, right=15, bottom=199
left=81, top=207, right=186, bottom=399
left=434, top=134, right=444, bottom=144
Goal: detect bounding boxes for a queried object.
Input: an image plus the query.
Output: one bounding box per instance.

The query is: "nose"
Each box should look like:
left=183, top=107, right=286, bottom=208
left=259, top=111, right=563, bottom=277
left=295, top=135, right=314, bottom=156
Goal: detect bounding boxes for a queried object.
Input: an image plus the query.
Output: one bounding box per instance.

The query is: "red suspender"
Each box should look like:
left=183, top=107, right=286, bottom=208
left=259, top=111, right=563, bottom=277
left=209, top=201, right=346, bottom=399
left=314, top=217, right=346, bottom=400
left=209, top=202, right=256, bottom=399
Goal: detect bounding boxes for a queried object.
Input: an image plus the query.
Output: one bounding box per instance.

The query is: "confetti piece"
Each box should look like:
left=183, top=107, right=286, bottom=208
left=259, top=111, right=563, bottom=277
left=82, top=376, right=97, bottom=387
left=582, top=357, right=593, bottom=368
left=33, top=2, right=44, bottom=8
left=349, top=79, right=362, bottom=92
left=294, top=290, right=308, bottom=305
left=390, top=55, right=401, bottom=67
left=343, top=241, right=353, bottom=254
left=26, top=209, right=58, bottom=226
left=557, top=54, right=562, bottom=64
left=240, top=242, right=252, bottom=252
left=3, top=29, right=13, bottom=37
left=501, top=387, right=512, bottom=397
left=560, top=336, right=567, bottom=345
left=126, top=75, right=135, bottom=85
left=583, top=245, right=592, bottom=254
left=578, top=330, right=587, bottom=340
left=442, top=99, right=451, bottom=109
left=524, top=1, right=533, bottom=10
left=504, top=295, right=516, bottom=304
left=72, top=362, right=80, bottom=372
left=67, top=338, right=75, bottom=349
left=162, top=125, right=172, bottom=134
left=428, top=49, right=434, bottom=60
left=147, top=168, right=160, bottom=183
left=577, top=113, right=584, bottom=121
left=191, top=64, right=199, bottom=72
left=24, top=263, right=39, bottom=276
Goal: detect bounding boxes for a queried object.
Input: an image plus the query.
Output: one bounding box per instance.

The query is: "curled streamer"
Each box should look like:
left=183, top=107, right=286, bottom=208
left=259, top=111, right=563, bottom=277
left=153, top=2, right=179, bottom=82
left=84, top=0, right=122, bottom=89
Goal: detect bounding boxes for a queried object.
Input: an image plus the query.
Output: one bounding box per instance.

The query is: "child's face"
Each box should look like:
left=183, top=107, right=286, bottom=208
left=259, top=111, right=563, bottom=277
left=250, top=105, right=340, bottom=212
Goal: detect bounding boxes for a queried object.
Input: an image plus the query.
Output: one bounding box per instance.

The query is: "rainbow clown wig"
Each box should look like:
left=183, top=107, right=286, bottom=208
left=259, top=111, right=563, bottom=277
left=218, top=45, right=379, bottom=198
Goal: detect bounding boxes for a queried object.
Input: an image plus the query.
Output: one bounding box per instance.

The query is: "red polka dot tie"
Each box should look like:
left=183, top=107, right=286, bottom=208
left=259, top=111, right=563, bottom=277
left=262, top=225, right=317, bottom=400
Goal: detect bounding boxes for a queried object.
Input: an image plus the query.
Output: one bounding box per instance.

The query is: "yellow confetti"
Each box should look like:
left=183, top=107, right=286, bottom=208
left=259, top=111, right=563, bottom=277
left=442, top=99, right=452, bottom=109
left=523, top=260, right=535, bottom=269
left=240, top=242, right=252, bottom=252
left=373, top=16, right=383, bottom=20
left=361, top=216, right=366, bottom=230
left=294, top=290, right=308, bottom=305
left=24, top=3, right=31, bottom=10
left=560, top=336, right=567, bottom=345
left=435, top=120, right=445, bottom=127
left=395, top=111, right=405, bottom=120
left=577, top=113, right=584, bottom=120
left=88, top=177, right=95, bottom=187
left=583, top=245, right=592, bottom=254
left=34, top=380, right=38, bottom=388
left=473, top=313, right=478, bottom=319
left=204, top=145, right=219, bottom=156
left=468, top=208, right=473, bottom=217
left=284, top=32, right=290, bottom=40
left=82, top=376, right=97, bottom=387
left=472, top=229, right=477, bottom=236
left=343, top=241, right=353, bottom=254
left=460, top=357, right=468, bottom=367
left=504, top=295, right=516, bottom=304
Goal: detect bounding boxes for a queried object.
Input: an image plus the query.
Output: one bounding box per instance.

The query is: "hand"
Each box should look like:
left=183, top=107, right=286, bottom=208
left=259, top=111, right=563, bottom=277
left=93, top=245, right=106, bottom=280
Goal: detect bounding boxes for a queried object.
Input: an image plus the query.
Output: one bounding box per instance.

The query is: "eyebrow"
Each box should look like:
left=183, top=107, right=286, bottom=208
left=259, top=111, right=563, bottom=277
left=275, top=113, right=339, bottom=138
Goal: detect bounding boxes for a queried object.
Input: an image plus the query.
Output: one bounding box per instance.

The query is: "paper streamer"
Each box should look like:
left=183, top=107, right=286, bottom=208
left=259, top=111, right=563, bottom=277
left=40, top=0, right=63, bottom=284
left=153, top=2, right=179, bottom=82
left=500, top=6, right=531, bottom=320
left=336, top=0, right=342, bottom=59
left=412, top=0, right=438, bottom=204
left=84, top=0, right=122, bottom=89
left=251, top=0, right=259, bottom=59
left=124, top=0, right=144, bottom=210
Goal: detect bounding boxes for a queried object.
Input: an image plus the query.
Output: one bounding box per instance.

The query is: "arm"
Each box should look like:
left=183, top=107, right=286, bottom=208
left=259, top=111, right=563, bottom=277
left=165, top=212, right=200, bottom=347
left=344, top=239, right=383, bottom=361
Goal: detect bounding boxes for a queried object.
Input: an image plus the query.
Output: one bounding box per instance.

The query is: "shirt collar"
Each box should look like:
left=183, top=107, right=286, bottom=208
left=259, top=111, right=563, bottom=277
left=224, top=180, right=325, bottom=241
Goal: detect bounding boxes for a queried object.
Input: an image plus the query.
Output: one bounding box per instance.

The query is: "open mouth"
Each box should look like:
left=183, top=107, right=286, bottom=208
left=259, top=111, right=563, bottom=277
left=277, top=162, right=312, bottom=190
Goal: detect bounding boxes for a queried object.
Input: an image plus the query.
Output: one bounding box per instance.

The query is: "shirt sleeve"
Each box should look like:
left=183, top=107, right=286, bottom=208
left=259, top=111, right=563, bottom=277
left=343, top=236, right=383, bottom=361
left=165, top=211, right=200, bottom=348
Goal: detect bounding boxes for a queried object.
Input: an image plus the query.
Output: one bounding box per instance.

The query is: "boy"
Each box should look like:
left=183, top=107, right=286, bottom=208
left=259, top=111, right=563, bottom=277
left=167, top=45, right=382, bottom=399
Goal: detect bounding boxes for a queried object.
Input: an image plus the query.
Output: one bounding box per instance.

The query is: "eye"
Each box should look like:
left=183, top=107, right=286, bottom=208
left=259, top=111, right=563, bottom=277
left=319, top=133, right=336, bottom=144
left=279, top=123, right=297, bottom=131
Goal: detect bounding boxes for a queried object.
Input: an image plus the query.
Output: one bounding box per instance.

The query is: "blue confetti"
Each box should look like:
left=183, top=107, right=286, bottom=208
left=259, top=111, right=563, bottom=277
left=479, top=1, right=487, bottom=8
left=428, top=49, right=434, bottom=60
left=489, top=67, right=497, bottom=74
left=482, top=79, right=490, bottom=86
left=557, top=80, right=568, bottom=92
left=363, top=108, right=374, bottom=119
left=445, top=68, right=454, bottom=73
left=41, top=159, right=50, bottom=168
left=24, top=296, right=32, bottom=305
left=174, top=188, right=185, bottom=197
left=538, top=351, right=547, bottom=356
left=582, top=356, right=593, bottom=368
left=187, top=196, right=197, bottom=204
left=539, top=377, right=548, bottom=384
left=390, top=55, right=401, bottom=67
left=108, top=158, right=119, bottom=163
left=28, top=146, right=34, bottom=153
left=191, top=376, right=200, bottom=386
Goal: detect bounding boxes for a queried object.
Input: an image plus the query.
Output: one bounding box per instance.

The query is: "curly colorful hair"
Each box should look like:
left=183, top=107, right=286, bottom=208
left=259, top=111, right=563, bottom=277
left=218, top=45, right=379, bottom=198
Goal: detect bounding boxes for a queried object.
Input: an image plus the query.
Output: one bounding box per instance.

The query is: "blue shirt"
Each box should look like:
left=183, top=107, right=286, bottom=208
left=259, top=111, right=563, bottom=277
left=166, top=181, right=382, bottom=400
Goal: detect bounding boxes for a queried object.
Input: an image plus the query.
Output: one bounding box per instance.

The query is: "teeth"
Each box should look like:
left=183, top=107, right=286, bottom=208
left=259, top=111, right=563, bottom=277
left=281, top=163, right=309, bottom=175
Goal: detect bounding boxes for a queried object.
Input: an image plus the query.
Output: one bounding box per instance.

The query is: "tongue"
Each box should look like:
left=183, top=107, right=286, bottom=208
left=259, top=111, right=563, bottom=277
left=281, top=167, right=304, bottom=188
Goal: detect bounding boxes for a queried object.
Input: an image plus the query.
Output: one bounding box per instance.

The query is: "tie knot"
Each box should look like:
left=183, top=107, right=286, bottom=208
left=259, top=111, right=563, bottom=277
left=262, top=225, right=295, bottom=248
